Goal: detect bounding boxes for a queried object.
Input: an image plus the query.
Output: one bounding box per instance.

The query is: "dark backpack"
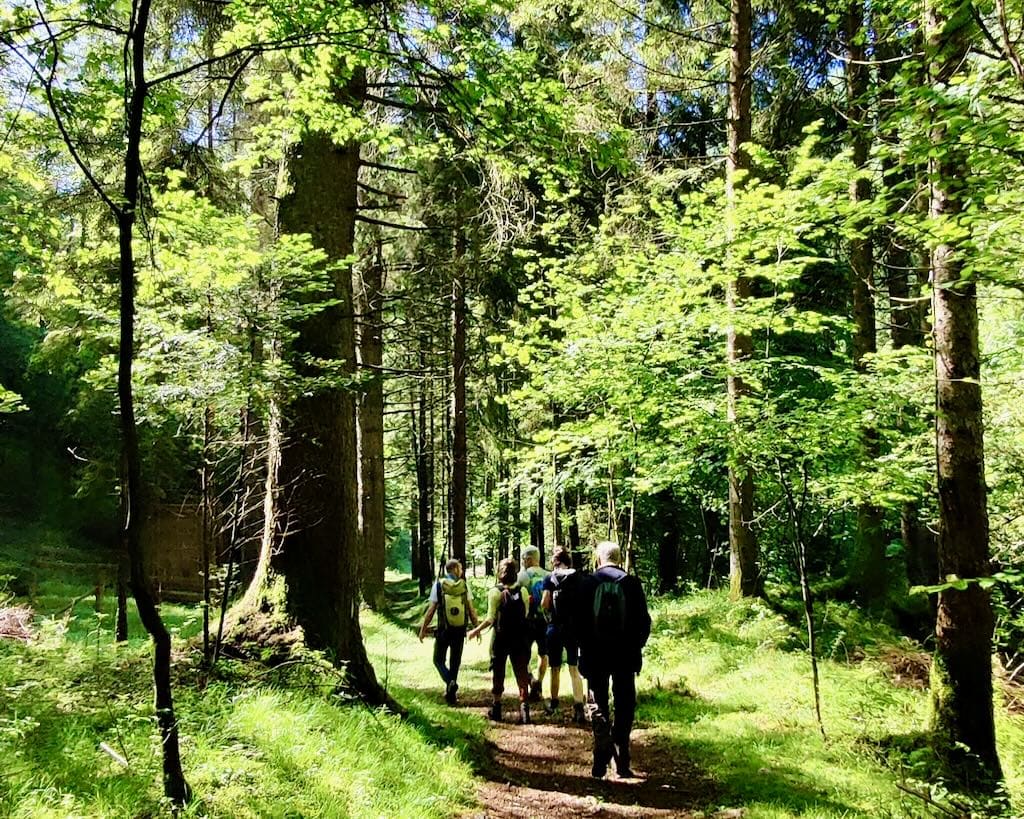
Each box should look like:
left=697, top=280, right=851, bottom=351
left=495, top=586, right=526, bottom=639
left=592, top=575, right=628, bottom=644
left=549, top=569, right=579, bottom=628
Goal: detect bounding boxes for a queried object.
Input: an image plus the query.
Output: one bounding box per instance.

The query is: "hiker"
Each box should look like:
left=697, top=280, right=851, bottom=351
left=418, top=558, right=479, bottom=705
left=541, top=547, right=586, bottom=723
left=516, top=545, right=550, bottom=702
left=577, top=541, right=652, bottom=779
left=468, top=557, right=532, bottom=724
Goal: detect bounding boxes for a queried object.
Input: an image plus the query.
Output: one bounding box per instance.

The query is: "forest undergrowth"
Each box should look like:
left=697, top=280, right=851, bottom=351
left=2, top=519, right=1024, bottom=818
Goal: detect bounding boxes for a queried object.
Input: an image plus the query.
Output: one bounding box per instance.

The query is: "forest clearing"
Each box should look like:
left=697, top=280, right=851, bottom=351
left=4, top=0, right=1024, bottom=814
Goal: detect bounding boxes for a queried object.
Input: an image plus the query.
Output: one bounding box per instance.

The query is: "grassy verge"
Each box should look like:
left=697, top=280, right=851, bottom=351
left=0, top=523, right=476, bottom=818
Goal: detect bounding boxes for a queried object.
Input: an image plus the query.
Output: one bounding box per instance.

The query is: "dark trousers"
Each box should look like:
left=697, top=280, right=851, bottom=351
left=492, top=640, right=531, bottom=701
left=433, top=627, right=466, bottom=685
left=588, top=668, right=637, bottom=757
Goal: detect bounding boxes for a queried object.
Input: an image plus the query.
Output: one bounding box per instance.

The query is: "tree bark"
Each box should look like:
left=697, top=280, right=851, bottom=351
left=357, top=242, right=386, bottom=610
left=417, top=339, right=435, bottom=594
left=926, top=0, right=1002, bottom=782
left=450, top=231, right=468, bottom=564
left=726, top=0, right=760, bottom=599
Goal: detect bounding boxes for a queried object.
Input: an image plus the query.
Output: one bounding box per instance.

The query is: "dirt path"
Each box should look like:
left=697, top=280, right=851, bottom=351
left=456, top=688, right=732, bottom=819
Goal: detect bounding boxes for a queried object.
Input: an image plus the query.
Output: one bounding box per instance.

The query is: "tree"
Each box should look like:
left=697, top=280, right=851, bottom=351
left=725, top=0, right=760, bottom=598
left=925, top=0, right=1002, bottom=782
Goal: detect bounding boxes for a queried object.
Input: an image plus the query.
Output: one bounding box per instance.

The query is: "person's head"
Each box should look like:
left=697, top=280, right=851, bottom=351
left=552, top=548, right=572, bottom=569
left=445, top=558, right=463, bottom=579
left=521, top=546, right=540, bottom=568
left=498, top=558, right=519, bottom=586
left=594, top=541, right=621, bottom=568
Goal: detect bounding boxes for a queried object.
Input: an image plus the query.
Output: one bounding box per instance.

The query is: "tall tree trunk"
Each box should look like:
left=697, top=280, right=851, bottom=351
left=513, top=483, right=522, bottom=564
left=236, top=70, right=385, bottom=704
left=531, top=493, right=546, bottom=566
left=450, top=231, right=468, bottom=564
left=726, top=0, right=760, bottom=598
left=113, top=2, right=189, bottom=803
left=357, top=242, right=386, bottom=610
left=417, top=340, right=435, bottom=593
left=926, top=0, right=1002, bottom=782
left=846, top=2, right=888, bottom=608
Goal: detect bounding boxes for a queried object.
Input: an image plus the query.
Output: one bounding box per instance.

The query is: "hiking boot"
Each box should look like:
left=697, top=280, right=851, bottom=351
left=520, top=702, right=531, bottom=725
left=488, top=702, right=502, bottom=721
left=445, top=681, right=458, bottom=705
left=572, top=702, right=586, bottom=725
left=529, top=679, right=542, bottom=702
left=544, top=698, right=559, bottom=716
left=615, top=753, right=634, bottom=778
left=591, top=746, right=611, bottom=779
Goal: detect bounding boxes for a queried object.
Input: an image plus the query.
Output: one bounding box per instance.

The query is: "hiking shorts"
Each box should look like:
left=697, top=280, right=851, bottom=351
left=526, top=617, right=547, bottom=657
left=545, top=624, right=578, bottom=668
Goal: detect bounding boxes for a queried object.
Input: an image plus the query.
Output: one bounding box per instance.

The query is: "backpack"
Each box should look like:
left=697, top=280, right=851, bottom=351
left=592, top=574, right=628, bottom=644
left=438, top=578, right=467, bottom=629
left=549, top=569, right=579, bottom=628
left=524, top=568, right=547, bottom=621
left=495, top=586, right=526, bottom=639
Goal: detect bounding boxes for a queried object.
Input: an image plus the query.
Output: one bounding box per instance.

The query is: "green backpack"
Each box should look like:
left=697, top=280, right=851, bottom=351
left=438, top=578, right=468, bottom=629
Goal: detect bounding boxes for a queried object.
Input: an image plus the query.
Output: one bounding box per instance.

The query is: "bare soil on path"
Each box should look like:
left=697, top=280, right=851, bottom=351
left=454, top=688, right=733, bottom=819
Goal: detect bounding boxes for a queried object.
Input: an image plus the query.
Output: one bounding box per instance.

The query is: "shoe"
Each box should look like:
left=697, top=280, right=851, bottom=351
left=488, top=702, right=502, bottom=721
left=591, top=747, right=610, bottom=778
left=445, top=681, right=458, bottom=705
left=572, top=702, right=586, bottom=725
left=529, top=679, right=542, bottom=702
left=520, top=702, right=531, bottom=724
left=544, top=698, right=558, bottom=715
left=615, top=742, right=633, bottom=777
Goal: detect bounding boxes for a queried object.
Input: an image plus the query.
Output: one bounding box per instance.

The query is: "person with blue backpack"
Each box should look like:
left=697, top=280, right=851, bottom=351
left=516, top=546, right=550, bottom=702
left=577, top=541, right=651, bottom=779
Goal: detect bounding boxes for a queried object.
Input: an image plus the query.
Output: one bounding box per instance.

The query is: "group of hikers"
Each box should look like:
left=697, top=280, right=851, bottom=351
left=418, top=541, right=652, bottom=779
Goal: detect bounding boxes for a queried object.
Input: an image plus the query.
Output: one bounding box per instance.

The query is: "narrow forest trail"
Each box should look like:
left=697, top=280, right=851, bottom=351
left=459, top=685, right=726, bottom=818
left=370, top=576, right=739, bottom=818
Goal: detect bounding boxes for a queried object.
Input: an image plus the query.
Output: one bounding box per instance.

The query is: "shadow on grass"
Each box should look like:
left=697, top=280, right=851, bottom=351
left=663, top=725, right=871, bottom=816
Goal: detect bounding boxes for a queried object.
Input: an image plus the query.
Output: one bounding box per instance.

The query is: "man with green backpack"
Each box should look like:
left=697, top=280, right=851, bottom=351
left=419, top=559, right=479, bottom=705
left=577, top=541, right=651, bottom=779
left=516, top=546, right=550, bottom=702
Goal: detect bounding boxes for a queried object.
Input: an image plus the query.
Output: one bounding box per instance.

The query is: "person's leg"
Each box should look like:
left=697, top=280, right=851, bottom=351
left=547, top=626, right=563, bottom=712
left=588, top=671, right=614, bottom=777
left=449, top=629, right=465, bottom=689
left=611, top=668, right=637, bottom=775
left=490, top=645, right=509, bottom=720
left=530, top=623, right=547, bottom=701
left=433, top=630, right=451, bottom=685
left=511, top=648, right=532, bottom=723
left=565, top=638, right=585, bottom=721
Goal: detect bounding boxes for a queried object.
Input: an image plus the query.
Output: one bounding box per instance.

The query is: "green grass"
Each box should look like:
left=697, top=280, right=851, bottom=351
left=0, top=523, right=476, bottom=819
left=3, top=518, right=1024, bottom=817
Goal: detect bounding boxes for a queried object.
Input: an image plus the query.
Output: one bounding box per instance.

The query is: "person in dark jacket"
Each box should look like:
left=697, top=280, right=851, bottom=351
left=576, top=541, right=652, bottom=779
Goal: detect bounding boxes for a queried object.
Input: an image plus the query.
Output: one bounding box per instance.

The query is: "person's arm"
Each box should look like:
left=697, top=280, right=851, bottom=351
left=469, top=587, right=499, bottom=640
left=468, top=616, right=492, bottom=640
left=418, top=602, right=438, bottom=642
left=541, top=589, right=553, bottom=611
left=466, top=592, right=480, bottom=628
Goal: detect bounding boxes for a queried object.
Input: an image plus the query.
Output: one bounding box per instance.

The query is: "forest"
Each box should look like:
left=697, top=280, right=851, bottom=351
left=2, top=0, right=1024, bottom=814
